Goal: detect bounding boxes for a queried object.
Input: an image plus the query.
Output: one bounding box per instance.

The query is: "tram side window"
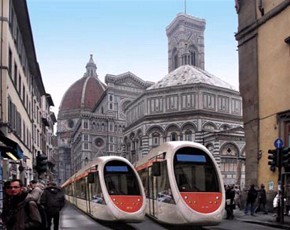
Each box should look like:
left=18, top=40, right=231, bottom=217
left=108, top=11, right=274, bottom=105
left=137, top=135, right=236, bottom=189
left=156, top=161, right=174, bottom=204
left=75, top=178, right=86, bottom=199
left=138, top=169, right=149, bottom=198
left=75, top=181, right=80, bottom=198
left=91, top=172, right=105, bottom=204
left=66, top=184, right=73, bottom=196
left=63, top=186, right=67, bottom=195
left=91, top=172, right=102, bottom=198
left=148, top=168, right=153, bottom=199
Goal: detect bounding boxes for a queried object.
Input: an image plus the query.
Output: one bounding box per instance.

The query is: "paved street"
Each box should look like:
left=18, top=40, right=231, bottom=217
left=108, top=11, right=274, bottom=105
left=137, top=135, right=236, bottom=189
left=59, top=203, right=290, bottom=230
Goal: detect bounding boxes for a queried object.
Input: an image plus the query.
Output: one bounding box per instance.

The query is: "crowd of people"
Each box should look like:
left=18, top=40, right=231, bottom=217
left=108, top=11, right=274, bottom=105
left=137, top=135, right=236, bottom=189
left=0, top=179, right=65, bottom=230
left=1, top=178, right=287, bottom=228
left=224, top=183, right=289, bottom=220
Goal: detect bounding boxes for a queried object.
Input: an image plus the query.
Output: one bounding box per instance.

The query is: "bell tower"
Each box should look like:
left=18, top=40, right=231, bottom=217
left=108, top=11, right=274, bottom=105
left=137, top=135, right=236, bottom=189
left=166, top=13, right=206, bottom=73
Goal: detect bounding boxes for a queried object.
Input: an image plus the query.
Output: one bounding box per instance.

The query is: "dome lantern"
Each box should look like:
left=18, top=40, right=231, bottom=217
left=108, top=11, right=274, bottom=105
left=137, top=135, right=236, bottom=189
left=84, top=54, right=98, bottom=78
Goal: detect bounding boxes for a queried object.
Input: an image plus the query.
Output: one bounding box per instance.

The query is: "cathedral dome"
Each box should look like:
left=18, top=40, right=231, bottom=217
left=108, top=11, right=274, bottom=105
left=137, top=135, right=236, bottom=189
left=147, top=65, right=236, bottom=91
left=59, top=55, right=106, bottom=113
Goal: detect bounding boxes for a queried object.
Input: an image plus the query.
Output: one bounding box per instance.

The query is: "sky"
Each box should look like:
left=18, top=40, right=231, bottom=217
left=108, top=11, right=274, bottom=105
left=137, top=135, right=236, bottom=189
left=27, top=0, right=239, bottom=115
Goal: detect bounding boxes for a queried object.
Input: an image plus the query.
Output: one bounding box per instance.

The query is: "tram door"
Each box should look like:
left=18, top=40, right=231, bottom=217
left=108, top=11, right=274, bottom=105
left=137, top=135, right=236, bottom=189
left=148, top=162, right=161, bottom=218
left=87, top=172, right=95, bottom=215
left=73, top=182, right=77, bottom=205
left=86, top=183, right=91, bottom=214
left=148, top=166, right=157, bottom=217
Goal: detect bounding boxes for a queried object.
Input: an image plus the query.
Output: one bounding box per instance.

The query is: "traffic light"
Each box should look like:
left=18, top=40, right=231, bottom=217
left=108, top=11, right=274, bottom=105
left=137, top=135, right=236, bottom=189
left=268, top=149, right=277, bottom=172
left=36, top=153, right=48, bottom=174
left=282, top=147, right=290, bottom=168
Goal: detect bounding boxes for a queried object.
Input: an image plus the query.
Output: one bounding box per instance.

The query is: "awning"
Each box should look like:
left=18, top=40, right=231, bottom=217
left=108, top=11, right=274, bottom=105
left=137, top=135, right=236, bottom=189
left=0, top=134, right=24, bottom=160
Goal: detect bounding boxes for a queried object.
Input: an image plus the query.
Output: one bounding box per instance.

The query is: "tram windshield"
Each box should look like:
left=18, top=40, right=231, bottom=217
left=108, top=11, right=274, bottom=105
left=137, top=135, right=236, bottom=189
left=104, top=160, right=141, bottom=195
left=174, top=147, right=220, bottom=192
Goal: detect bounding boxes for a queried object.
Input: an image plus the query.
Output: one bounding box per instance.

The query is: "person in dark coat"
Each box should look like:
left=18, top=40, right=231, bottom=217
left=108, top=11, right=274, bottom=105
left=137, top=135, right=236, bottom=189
left=225, top=185, right=235, bottom=219
left=1, top=181, right=13, bottom=228
left=244, top=184, right=258, bottom=216
left=4, top=179, right=42, bottom=230
left=255, top=183, right=268, bottom=214
left=40, top=182, right=65, bottom=230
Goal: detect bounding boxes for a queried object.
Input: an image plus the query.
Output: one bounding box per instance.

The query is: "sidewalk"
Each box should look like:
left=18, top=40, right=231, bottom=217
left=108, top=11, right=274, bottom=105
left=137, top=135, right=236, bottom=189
left=233, top=209, right=290, bottom=229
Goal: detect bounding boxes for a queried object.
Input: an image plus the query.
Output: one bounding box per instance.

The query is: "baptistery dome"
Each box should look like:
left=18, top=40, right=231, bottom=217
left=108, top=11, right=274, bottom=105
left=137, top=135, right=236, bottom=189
left=147, top=65, right=236, bottom=91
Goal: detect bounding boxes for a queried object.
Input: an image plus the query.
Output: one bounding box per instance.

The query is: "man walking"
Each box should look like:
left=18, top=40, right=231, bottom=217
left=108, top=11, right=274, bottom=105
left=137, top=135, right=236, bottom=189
left=244, top=184, right=258, bottom=216
left=255, top=184, right=268, bottom=214
left=40, top=182, right=65, bottom=230
left=225, top=185, right=235, bottom=219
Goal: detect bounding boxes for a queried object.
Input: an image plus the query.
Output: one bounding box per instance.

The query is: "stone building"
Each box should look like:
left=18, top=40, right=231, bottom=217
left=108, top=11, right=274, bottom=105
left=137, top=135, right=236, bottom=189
left=57, top=55, right=152, bottom=180
left=123, top=13, right=245, bottom=187
left=56, top=13, right=246, bottom=186
left=57, top=55, right=106, bottom=182
left=0, top=0, right=56, bottom=184
left=235, top=0, right=290, bottom=194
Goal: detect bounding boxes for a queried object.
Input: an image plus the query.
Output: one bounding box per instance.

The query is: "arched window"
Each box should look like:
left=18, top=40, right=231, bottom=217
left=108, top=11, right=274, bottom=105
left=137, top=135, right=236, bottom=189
left=190, top=51, right=196, bottom=66
left=152, top=132, right=160, bottom=146
left=174, top=54, right=178, bottom=69
left=203, top=123, right=216, bottom=131
left=172, top=47, right=178, bottom=69
left=171, top=132, right=177, bottom=141
left=83, top=121, right=88, bottom=129
left=182, top=54, right=189, bottom=65
left=184, top=130, right=192, bottom=141
left=220, top=124, right=230, bottom=131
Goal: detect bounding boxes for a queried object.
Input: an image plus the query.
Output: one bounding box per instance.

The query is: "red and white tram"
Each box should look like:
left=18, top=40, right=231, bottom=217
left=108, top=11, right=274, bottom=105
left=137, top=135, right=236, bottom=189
left=62, top=156, right=146, bottom=222
left=135, top=141, right=225, bottom=226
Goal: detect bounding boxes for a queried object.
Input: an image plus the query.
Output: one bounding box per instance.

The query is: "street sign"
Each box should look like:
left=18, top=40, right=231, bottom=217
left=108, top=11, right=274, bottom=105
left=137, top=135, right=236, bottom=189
left=274, top=138, right=284, bottom=149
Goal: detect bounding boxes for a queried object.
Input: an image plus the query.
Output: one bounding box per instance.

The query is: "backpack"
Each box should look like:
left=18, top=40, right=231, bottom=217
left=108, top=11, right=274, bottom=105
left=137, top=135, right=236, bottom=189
left=25, top=199, right=48, bottom=229
left=248, top=188, right=257, bottom=201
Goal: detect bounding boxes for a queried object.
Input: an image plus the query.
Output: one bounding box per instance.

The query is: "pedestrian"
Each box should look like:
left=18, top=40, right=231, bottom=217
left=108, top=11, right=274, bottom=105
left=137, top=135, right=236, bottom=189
left=28, top=179, right=38, bottom=193
left=244, top=184, right=258, bottom=216
left=3, top=181, right=13, bottom=198
left=28, top=180, right=46, bottom=203
left=3, top=179, right=42, bottom=230
left=1, top=181, right=13, bottom=228
left=273, top=191, right=280, bottom=217
left=255, top=183, right=268, bottom=214
left=273, top=190, right=287, bottom=216
left=40, top=182, right=65, bottom=230
left=225, top=185, right=235, bottom=219
left=234, top=184, right=242, bottom=210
